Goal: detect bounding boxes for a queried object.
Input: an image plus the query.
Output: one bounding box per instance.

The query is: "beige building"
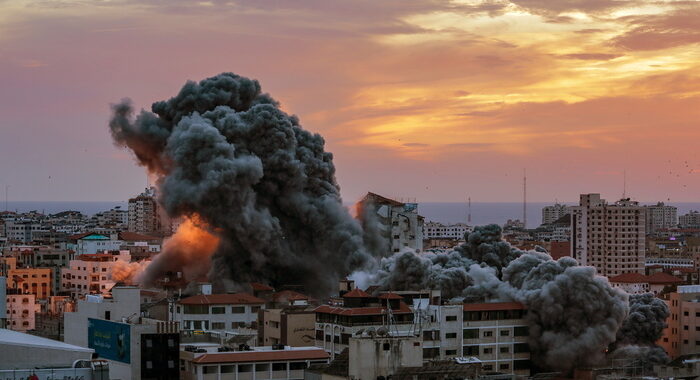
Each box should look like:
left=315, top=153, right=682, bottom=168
left=128, top=187, right=166, bottom=235
left=571, top=194, right=646, bottom=277
left=259, top=307, right=316, bottom=347
left=5, top=293, right=39, bottom=332
left=6, top=267, right=52, bottom=300
left=60, top=251, right=131, bottom=296
left=661, top=285, right=700, bottom=359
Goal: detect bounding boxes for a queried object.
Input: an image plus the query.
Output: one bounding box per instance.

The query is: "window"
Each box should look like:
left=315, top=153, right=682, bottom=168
left=255, top=364, right=270, bottom=372
left=684, top=311, right=689, bottom=316
left=445, top=315, right=457, bottom=322
left=272, top=363, right=287, bottom=371
left=463, top=329, right=478, bottom=339
left=231, top=306, right=245, bottom=314
left=184, top=305, right=209, bottom=314
left=105, top=311, right=111, bottom=320
left=383, top=343, right=391, bottom=351
left=514, top=343, right=529, bottom=353
left=445, top=349, right=457, bottom=356
left=463, top=345, right=479, bottom=355
left=212, top=306, right=226, bottom=314
left=500, top=346, right=509, bottom=353
left=500, top=363, right=510, bottom=370
left=514, top=326, right=529, bottom=336
left=221, top=365, right=234, bottom=373
left=483, top=331, right=493, bottom=337
left=423, top=348, right=439, bottom=358
left=238, top=365, right=253, bottom=373
left=445, top=333, right=457, bottom=339
left=212, top=322, right=225, bottom=330
left=251, top=306, right=261, bottom=313
left=685, top=325, right=689, bottom=330
left=500, top=330, right=510, bottom=336
left=290, top=362, right=306, bottom=370
left=483, top=347, right=493, bottom=354
left=483, top=365, right=493, bottom=371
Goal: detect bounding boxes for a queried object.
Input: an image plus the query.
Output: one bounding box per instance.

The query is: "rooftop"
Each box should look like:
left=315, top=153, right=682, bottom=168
left=179, top=293, right=265, bottom=305
left=315, top=302, right=412, bottom=316
left=0, top=329, right=93, bottom=353
left=463, top=302, right=526, bottom=312
left=190, top=347, right=329, bottom=364
left=342, top=288, right=372, bottom=298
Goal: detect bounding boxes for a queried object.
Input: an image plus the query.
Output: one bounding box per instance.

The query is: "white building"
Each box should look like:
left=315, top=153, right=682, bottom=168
left=680, top=211, right=700, bottom=229
left=357, top=192, right=424, bottom=253
left=571, top=194, right=646, bottom=277
left=93, top=206, right=128, bottom=229
left=64, top=287, right=180, bottom=380
left=4, top=219, right=48, bottom=243
left=645, top=202, right=678, bottom=234
left=128, top=187, right=167, bottom=236
left=541, top=203, right=571, bottom=225
left=423, top=222, right=471, bottom=240
left=61, top=251, right=131, bottom=296
left=180, top=344, right=329, bottom=380
left=75, top=233, right=123, bottom=255
left=174, top=293, right=265, bottom=331
left=5, top=293, right=39, bottom=332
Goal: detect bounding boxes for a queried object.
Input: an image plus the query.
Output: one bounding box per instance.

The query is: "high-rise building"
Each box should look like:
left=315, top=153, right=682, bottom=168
left=128, top=187, right=166, bottom=235
left=570, top=194, right=645, bottom=277
left=645, top=202, right=677, bottom=234
left=541, top=203, right=570, bottom=225
left=356, top=192, right=424, bottom=253
left=680, top=211, right=700, bottom=229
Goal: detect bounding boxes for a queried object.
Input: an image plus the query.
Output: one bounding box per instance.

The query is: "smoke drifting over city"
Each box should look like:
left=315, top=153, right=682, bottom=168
left=110, top=73, right=669, bottom=372
left=109, top=73, right=374, bottom=296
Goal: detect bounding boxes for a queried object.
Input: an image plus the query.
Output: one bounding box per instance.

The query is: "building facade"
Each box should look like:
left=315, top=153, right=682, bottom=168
left=61, top=251, right=131, bottom=296
left=541, top=203, right=571, bottom=225
left=423, top=222, right=471, bottom=240
left=645, top=202, right=678, bottom=235
left=680, top=211, right=700, bottom=229
left=571, top=194, right=646, bottom=277
left=357, top=192, right=424, bottom=253
left=129, top=187, right=166, bottom=235
left=174, top=293, right=265, bottom=331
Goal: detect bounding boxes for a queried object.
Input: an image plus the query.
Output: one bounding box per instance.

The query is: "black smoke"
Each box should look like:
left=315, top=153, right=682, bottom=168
left=357, top=225, right=633, bottom=372
left=110, top=73, right=374, bottom=296
left=611, top=293, right=670, bottom=365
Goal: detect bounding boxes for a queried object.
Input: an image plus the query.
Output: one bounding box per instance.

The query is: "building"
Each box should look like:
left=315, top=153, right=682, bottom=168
left=660, top=285, right=700, bottom=359
left=64, top=286, right=180, bottom=380
left=6, top=267, right=52, bottom=299
left=180, top=344, right=329, bottom=380
left=3, top=219, right=48, bottom=243
left=314, top=289, right=415, bottom=357
left=347, top=333, right=422, bottom=380
left=129, top=187, right=167, bottom=236
left=5, top=292, right=39, bottom=332
left=92, top=206, right=128, bottom=229
left=680, top=211, right=700, bottom=229
left=258, top=291, right=315, bottom=347
left=174, top=293, right=265, bottom=331
left=0, top=328, right=108, bottom=378
left=645, top=202, right=678, bottom=235
left=423, top=222, right=471, bottom=240
left=61, top=251, right=131, bottom=296
left=461, top=302, right=531, bottom=375
left=571, top=194, right=646, bottom=277
left=0, top=277, right=5, bottom=329
left=542, top=203, right=571, bottom=225
left=74, top=233, right=122, bottom=255
left=357, top=192, right=424, bottom=253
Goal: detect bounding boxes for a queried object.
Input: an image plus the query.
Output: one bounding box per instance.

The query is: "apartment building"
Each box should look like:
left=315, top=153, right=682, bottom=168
left=129, top=187, right=167, bottom=235
left=357, top=192, right=424, bottom=253
left=571, top=194, right=646, bottom=277
left=660, top=285, right=700, bottom=359
left=646, top=202, right=678, bottom=235
left=6, top=267, right=52, bottom=299
left=60, top=251, right=131, bottom=296
left=174, top=293, right=265, bottom=331
left=423, top=222, right=471, bottom=240
left=314, top=289, right=415, bottom=357
left=5, top=292, right=39, bottom=332
left=542, top=203, right=571, bottom=225
left=680, top=211, right=700, bottom=229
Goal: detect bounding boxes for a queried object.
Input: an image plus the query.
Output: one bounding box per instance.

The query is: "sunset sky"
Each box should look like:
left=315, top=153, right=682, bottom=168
left=2, top=0, right=700, bottom=203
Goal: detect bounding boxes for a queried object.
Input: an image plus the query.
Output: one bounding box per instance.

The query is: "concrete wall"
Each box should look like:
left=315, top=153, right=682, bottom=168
left=348, top=336, right=422, bottom=380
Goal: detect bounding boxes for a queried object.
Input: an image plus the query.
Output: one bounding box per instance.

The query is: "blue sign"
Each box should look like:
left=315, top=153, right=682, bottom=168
left=88, top=318, right=131, bottom=364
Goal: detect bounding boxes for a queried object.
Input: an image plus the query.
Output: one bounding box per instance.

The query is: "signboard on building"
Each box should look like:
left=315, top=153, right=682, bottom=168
left=88, top=318, right=130, bottom=364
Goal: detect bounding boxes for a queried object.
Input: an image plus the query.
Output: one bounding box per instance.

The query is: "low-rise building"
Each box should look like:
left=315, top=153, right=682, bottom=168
left=6, top=267, right=52, bottom=299
left=175, top=293, right=265, bottom=331
left=61, top=251, right=131, bottom=296
left=5, top=292, right=39, bottom=332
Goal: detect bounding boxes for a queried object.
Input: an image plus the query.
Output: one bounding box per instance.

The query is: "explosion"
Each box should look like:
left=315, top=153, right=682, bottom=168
left=110, top=260, right=150, bottom=285
left=109, top=73, right=374, bottom=296
left=139, top=215, right=220, bottom=285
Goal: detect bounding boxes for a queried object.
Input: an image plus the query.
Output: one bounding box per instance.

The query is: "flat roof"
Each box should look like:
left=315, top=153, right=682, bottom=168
left=191, top=348, right=329, bottom=364
left=463, top=302, right=526, bottom=312
left=0, top=329, right=93, bottom=353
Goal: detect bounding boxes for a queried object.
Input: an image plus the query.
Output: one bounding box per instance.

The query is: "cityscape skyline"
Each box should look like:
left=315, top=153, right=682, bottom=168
left=2, top=1, right=700, bottom=202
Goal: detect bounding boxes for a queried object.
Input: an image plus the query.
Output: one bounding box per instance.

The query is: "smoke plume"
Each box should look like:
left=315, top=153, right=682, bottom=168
left=110, top=73, right=373, bottom=296
left=612, top=293, right=670, bottom=364
left=358, top=225, right=633, bottom=372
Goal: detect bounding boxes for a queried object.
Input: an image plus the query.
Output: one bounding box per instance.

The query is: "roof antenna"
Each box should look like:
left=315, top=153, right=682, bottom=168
left=623, top=169, right=627, bottom=199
